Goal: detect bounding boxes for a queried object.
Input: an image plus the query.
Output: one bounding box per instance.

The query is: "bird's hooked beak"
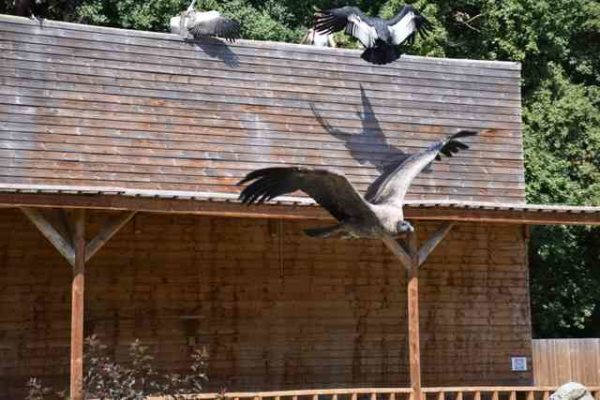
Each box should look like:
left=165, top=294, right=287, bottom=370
left=397, top=221, right=415, bottom=234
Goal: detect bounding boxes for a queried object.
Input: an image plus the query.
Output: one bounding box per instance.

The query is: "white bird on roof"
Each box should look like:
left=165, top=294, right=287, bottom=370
left=300, top=28, right=336, bottom=47
left=170, top=0, right=241, bottom=42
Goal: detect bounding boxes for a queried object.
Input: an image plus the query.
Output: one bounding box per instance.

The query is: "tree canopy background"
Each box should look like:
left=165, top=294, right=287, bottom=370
left=1, top=0, right=599, bottom=338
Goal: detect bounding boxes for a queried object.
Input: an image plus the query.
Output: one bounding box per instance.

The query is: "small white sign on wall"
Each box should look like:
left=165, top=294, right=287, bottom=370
left=511, top=356, right=528, bottom=371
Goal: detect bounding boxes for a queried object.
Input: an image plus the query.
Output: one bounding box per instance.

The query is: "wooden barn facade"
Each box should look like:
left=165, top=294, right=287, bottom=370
left=1, top=14, right=600, bottom=400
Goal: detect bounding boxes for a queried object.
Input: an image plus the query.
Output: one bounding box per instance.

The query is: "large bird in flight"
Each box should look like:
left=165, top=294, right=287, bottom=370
left=314, top=5, right=431, bottom=64
left=238, top=130, right=477, bottom=239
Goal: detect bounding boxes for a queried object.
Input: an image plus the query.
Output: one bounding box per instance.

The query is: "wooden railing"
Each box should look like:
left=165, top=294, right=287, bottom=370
left=149, top=388, right=414, bottom=400
left=422, top=387, right=600, bottom=400
left=149, top=387, right=600, bottom=400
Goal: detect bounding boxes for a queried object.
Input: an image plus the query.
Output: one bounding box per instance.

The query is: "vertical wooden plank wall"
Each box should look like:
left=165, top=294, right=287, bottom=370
left=0, top=209, right=532, bottom=398
left=0, top=15, right=524, bottom=203
left=418, top=222, right=532, bottom=386
left=533, top=339, right=600, bottom=386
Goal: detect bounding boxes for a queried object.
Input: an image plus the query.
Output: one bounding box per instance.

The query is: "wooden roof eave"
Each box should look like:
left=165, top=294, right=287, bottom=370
left=404, top=204, right=600, bottom=226
left=0, top=187, right=598, bottom=226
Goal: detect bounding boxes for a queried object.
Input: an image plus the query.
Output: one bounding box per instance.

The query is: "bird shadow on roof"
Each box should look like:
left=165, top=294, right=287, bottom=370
left=184, top=36, right=240, bottom=68
left=311, top=84, right=417, bottom=199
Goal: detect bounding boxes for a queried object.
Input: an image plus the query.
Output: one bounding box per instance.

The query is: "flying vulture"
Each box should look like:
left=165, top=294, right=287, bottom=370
left=314, top=5, right=431, bottom=64
left=170, top=0, right=241, bottom=42
left=238, top=130, right=477, bottom=239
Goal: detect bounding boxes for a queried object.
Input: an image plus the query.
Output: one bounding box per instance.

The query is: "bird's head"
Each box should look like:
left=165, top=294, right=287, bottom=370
left=185, top=0, right=197, bottom=15
left=396, top=220, right=414, bottom=234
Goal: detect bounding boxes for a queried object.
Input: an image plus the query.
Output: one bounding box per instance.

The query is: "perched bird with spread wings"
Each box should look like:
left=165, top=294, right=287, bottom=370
left=314, top=5, right=431, bottom=64
left=170, top=0, right=241, bottom=42
left=238, top=130, right=477, bottom=239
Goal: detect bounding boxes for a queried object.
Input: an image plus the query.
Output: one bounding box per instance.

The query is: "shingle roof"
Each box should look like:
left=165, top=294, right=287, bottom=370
left=0, top=14, right=525, bottom=205
left=0, top=184, right=598, bottom=225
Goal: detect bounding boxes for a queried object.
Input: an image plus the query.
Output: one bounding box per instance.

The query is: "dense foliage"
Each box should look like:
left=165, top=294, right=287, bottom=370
left=1, top=0, right=599, bottom=337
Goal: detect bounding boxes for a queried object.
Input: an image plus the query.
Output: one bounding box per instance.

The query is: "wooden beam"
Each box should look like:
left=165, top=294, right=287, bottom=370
left=21, top=207, right=75, bottom=266
left=70, top=209, right=85, bottom=400
left=3, top=193, right=331, bottom=221
left=381, top=235, right=412, bottom=270
left=407, top=232, right=422, bottom=400
left=417, top=222, right=454, bottom=267
left=85, top=211, right=136, bottom=262
left=20, top=207, right=131, bottom=398
left=57, top=209, right=74, bottom=249
left=382, top=232, right=425, bottom=400
left=4, top=193, right=600, bottom=225
left=405, top=206, right=600, bottom=226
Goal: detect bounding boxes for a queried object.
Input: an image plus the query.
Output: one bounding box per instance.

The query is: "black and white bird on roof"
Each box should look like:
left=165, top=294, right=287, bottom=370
left=300, top=28, right=337, bottom=47
left=170, top=0, right=241, bottom=42
left=238, top=130, right=478, bottom=240
left=14, top=0, right=46, bottom=24
left=313, top=4, right=431, bottom=64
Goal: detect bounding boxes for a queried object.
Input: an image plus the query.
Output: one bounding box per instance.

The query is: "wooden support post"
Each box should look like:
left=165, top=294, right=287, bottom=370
left=417, top=223, right=454, bottom=267
left=56, top=209, right=74, bottom=248
left=406, top=231, right=422, bottom=400
left=21, top=208, right=75, bottom=266
left=381, top=235, right=412, bottom=270
left=381, top=223, right=455, bottom=400
left=21, top=207, right=137, bottom=399
left=70, top=209, right=85, bottom=400
left=85, top=211, right=136, bottom=262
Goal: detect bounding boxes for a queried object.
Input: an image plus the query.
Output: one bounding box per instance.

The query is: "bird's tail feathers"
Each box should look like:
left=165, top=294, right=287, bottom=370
left=304, top=224, right=343, bottom=238
left=361, top=45, right=400, bottom=65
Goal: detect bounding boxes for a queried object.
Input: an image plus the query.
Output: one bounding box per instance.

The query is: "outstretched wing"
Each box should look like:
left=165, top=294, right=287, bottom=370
left=238, top=167, right=375, bottom=222
left=188, top=12, right=241, bottom=41
left=387, top=5, right=432, bottom=45
left=369, top=130, right=478, bottom=207
left=314, top=6, right=377, bottom=48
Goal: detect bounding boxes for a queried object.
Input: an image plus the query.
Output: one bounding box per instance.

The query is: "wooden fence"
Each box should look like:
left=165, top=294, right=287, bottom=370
left=533, top=339, right=600, bottom=386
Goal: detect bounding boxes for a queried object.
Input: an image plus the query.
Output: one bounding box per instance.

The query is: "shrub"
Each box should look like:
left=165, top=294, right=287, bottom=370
left=27, top=335, right=209, bottom=400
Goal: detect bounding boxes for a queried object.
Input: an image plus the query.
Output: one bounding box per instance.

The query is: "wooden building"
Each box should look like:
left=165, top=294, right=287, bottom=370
left=1, top=14, right=599, bottom=400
